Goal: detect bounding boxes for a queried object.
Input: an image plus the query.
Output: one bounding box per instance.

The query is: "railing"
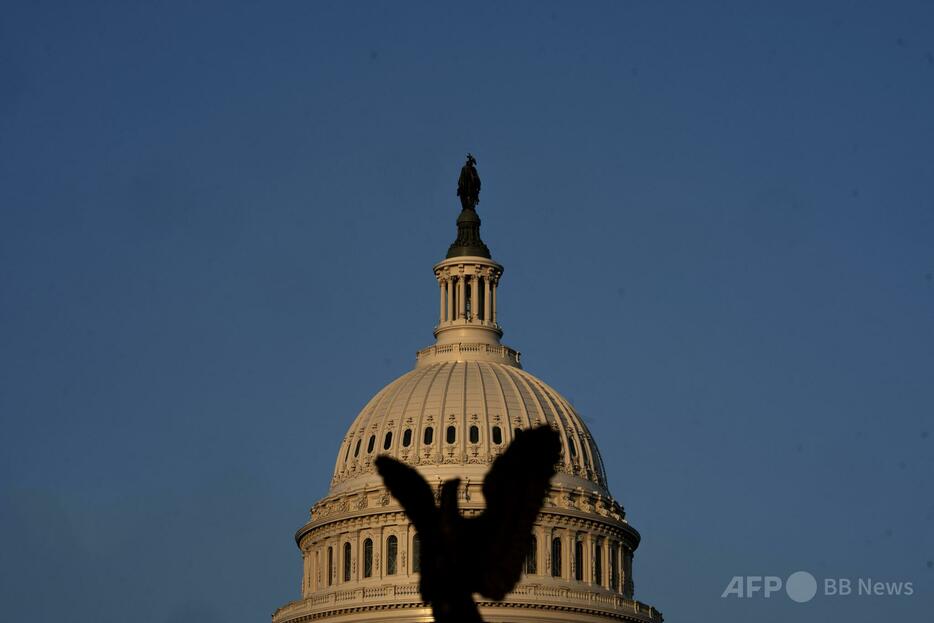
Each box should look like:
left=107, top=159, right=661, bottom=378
left=273, top=581, right=662, bottom=622
left=415, top=342, right=521, bottom=366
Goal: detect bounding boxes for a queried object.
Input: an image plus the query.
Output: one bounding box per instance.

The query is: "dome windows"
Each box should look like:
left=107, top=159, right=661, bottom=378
left=412, top=534, right=421, bottom=573
left=343, top=542, right=352, bottom=582
left=386, top=535, right=398, bottom=575
left=366, top=435, right=375, bottom=454
left=332, top=363, right=611, bottom=489
left=327, top=546, right=334, bottom=586
left=574, top=540, right=584, bottom=581
left=383, top=431, right=392, bottom=450
left=594, top=538, right=603, bottom=585
left=525, top=535, right=537, bottom=574
left=551, top=537, right=562, bottom=577
left=363, top=538, right=373, bottom=578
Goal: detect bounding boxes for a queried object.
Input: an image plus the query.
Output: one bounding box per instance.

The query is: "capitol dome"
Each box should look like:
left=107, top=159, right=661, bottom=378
left=273, top=167, right=662, bottom=623
left=329, top=358, right=610, bottom=498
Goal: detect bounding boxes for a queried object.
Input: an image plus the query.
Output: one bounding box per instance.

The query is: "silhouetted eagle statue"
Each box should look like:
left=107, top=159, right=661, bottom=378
left=375, top=425, right=561, bottom=623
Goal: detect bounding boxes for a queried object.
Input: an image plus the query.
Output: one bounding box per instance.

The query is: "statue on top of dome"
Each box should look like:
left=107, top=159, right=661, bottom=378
left=375, top=425, right=560, bottom=623
left=457, top=153, right=481, bottom=211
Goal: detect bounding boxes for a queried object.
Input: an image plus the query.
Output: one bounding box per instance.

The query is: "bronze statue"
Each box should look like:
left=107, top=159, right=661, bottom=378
left=457, top=153, right=481, bottom=211
left=375, top=426, right=560, bottom=623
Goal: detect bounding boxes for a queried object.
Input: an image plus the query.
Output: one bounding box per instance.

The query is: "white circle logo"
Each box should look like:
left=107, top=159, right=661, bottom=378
left=786, top=571, right=818, bottom=603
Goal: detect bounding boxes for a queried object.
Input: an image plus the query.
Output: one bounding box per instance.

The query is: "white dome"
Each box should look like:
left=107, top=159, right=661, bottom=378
left=330, top=360, right=610, bottom=497
left=273, top=194, right=662, bottom=623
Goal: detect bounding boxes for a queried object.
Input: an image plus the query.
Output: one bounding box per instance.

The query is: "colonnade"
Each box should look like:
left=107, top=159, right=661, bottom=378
left=436, top=265, right=500, bottom=326
left=532, top=526, right=635, bottom=598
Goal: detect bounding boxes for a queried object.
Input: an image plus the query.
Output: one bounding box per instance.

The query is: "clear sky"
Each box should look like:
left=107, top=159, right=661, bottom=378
left=1, top=2, right=932, bottom=622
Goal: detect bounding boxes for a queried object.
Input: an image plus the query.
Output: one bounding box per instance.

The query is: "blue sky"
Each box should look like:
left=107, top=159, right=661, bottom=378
left=1, top=2, right=932, bottom=622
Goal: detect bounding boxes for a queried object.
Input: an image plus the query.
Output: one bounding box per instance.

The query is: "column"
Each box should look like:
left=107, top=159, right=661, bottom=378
left=483, top=274, right=491, bottom=324
left=623, top=548, right=634, bottom=598
left=491, top=279, right=498, bottom=324
left=594, top=537, right=604, bottom=588
left=470, top=274, right=478, bottom=322
left=314, top=549, right=320, bottom=592
left=458, top=274, right=466, bottom=319
left=439, top=279, right=446, bottom=324
left=583, top=533, right=592, bottom=584
left=446, top=276, right=454, bottom=322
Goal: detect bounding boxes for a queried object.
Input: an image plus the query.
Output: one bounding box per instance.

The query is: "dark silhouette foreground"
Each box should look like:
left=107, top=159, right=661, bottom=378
left=375, top=425, right=561, bottom=623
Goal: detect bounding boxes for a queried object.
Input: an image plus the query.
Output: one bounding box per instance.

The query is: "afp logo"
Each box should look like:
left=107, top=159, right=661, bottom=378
left=721, top=571, right=818, bottom=603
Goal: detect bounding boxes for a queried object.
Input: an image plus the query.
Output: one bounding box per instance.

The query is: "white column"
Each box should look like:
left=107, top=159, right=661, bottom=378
left=483, top=274, right=491, bottom=324
left=446, top=277, right=454, bottom=322
left=584, top=533, right=592, bottom=584
left=458, top=275, right=466, bottom=319
left=439, top=279, right=446, bottom=324
left=491, top=279, right=498, bottom=324
left=470, top=274, right=478, bottom=322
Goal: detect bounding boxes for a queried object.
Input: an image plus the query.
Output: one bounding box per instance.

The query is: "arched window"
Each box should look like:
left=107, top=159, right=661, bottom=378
left=327, top=546, right=334, bottom=586
left=412, top=534, right=421, bottom=573
left=574, top=540, right=584, bottom=581
left=353, top=439, right=361, bottom=457
left=569, top=437, right=578, bottom=458
left=367, top=435, right=375, bottom=453
left=402, top=429, right=412, bottom=447
left=424, top=427, right=434, bottom=445
left=610, top=541, right=619, bottom=590
left=343, top=542, right=351, bottom=582
left=492, top=426, right=503, bottom=445
left=593, top=539, right=603, bottom=585
left=469, top=425, right=479, bottom=444
left=551, top=537, right=562, bottom=577
left=446, top=425, right=456, bottom=444
left=525, top=535, right=537, bottom=574
left=383, top=431, right=392, bottom=450
left=514, top=427, right=522, bottom=438
left=386, top=535, right=398, bottom=575
left=344, top=442, right=351, bottom=461
left=363, top=538, right=373, bottom=578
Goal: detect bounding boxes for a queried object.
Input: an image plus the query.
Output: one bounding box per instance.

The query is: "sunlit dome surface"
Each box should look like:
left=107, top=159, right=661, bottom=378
left=330, top=360, right=609, bottom=496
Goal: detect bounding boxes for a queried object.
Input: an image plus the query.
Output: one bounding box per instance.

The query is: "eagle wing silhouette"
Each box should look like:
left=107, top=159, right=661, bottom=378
left=373, top=455, right=438, bottom=536
left=466, top=425, right=561, bottom=599
left=375, top=425, right=560, bottom=618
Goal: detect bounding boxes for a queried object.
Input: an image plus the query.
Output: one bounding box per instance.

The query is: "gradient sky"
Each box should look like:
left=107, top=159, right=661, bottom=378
left=2, top=2, right=933, bottom=622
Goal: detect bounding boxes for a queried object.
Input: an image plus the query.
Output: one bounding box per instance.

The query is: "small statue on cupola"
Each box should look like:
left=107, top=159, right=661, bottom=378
left=457, top=153, right=481, bottom=211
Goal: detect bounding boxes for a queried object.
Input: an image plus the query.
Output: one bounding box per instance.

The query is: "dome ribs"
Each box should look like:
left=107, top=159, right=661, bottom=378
left=410, top=360, right=449, bottom=462
left=330, top=363, right=611, bottom=494
left=489, top=363, right=533, bottom=441
left=432, top=361, right=457, bottom=462
left=482, top=361, right=512, bottom=446
left=510, top=368, right=579, bottom=478
left=340, top=371, right=414, bottom=480
left=371, top=367, right=421, bottom=468
left=391, top=361, right=436, bottom=463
